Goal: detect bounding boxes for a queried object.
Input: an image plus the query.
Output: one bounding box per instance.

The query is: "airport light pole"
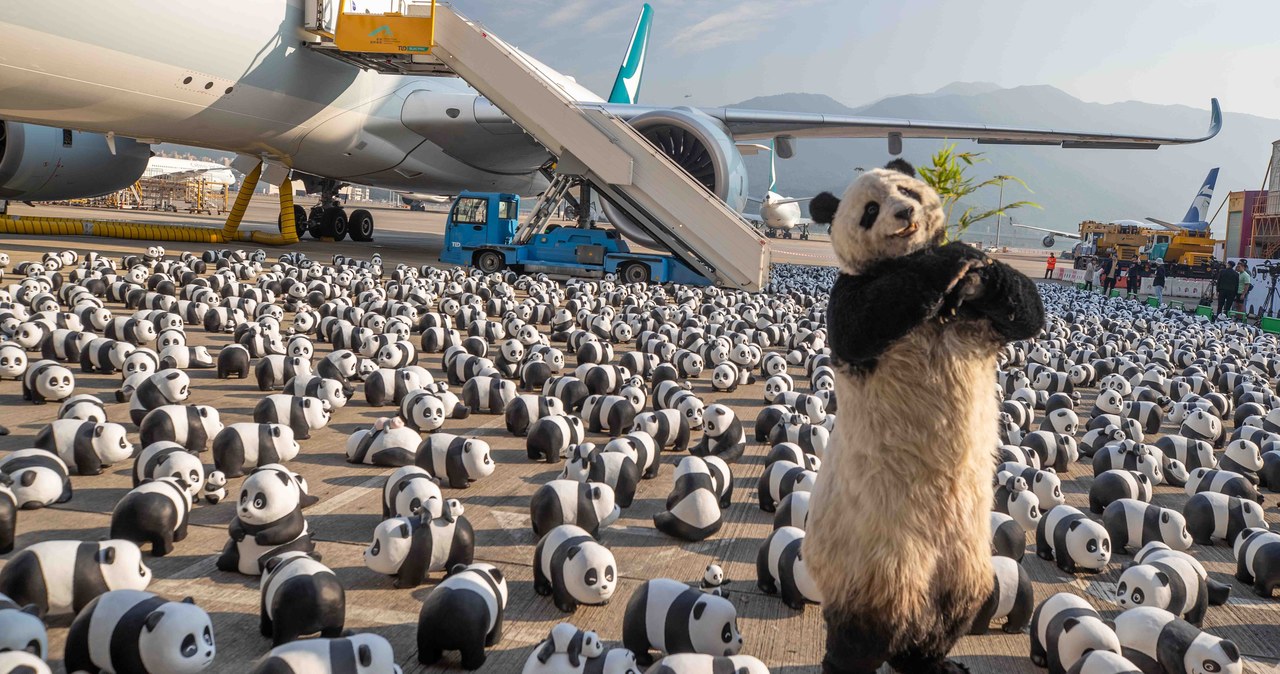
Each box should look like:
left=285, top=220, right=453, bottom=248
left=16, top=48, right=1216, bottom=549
left=994, top=175, right=1011, bottom=249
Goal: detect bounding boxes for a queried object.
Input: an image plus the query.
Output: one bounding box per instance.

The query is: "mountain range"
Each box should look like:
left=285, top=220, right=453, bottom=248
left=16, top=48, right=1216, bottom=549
left=730, top=84, right=1280, bottom=246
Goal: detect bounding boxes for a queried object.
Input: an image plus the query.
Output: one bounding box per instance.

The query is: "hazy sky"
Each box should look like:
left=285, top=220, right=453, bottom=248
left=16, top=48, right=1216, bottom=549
left=458, top=0, right=1280, bottom=116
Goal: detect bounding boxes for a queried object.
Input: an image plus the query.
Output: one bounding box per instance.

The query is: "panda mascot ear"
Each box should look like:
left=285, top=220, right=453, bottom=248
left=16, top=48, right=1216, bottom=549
left=808, top=192, right=841, bottom=225
left=358, top=644, right=374, bottom=667
left=884, top=158, right=916, bottom=177
left=692, top=599, right=708, bottom=620
left=565, top=545, right=581, bottom=561
left=96, top=547, right=116, bottom=564
left=1060, top=617, right=1080, bottom=633
left=275, top=471, right=292, bottom=486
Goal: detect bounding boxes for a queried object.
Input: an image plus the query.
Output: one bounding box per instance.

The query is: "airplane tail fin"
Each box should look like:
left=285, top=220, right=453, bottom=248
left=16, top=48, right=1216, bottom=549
left=607, top=3, right=652, bottom=104
left=1181, top=167, right=1219, bottom=224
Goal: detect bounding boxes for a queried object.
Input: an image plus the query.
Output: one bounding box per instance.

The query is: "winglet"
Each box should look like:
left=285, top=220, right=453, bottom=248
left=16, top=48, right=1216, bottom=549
left=1207, top=98, right=1223, bottom=140
left=608, top=3, right=652, bottom=105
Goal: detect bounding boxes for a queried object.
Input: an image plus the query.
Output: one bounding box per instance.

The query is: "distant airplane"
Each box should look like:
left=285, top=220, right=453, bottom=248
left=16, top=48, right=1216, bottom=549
left=145, top=156, right=237, bottom=189
left=399, top=192, right=452, bottom=211
left=743, top=141, right=813, bottom=239
left=1013, top=168, right=1220, bottom=247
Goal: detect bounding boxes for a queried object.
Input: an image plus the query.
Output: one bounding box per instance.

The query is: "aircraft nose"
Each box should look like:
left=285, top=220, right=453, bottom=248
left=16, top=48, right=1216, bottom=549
left=896, top=206, right=914, bottom=221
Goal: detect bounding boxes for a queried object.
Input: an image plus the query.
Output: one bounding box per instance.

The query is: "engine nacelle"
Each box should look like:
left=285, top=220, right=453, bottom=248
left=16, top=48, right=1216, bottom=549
left=602, top=107, right=748, bottom=247
left=1042, top=235, right=1056, bottom=248
left=0, top=122, right=150, bottom=202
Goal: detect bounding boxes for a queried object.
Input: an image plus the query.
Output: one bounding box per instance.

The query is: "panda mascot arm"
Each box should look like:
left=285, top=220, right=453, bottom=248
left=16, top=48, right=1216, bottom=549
left=821, top=244, right=989, bottom=371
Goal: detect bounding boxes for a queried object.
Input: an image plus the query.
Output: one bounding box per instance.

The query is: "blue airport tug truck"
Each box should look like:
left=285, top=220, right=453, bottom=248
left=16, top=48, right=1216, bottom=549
left=439, top=192, right=710, bottom=285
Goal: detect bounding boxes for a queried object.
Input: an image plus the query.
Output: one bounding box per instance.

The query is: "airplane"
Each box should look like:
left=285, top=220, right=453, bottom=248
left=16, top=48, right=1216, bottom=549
left=145, top=156, right=238, bottom=188
left=0, top=1, right=1221, bottom=244
left=1013, top=168, right=1220, bottom=247
left=743, top=141, right=814, bottom=239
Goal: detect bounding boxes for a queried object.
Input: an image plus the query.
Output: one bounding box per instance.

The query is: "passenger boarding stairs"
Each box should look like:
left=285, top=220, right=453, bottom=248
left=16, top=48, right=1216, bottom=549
left=305, top=1, right=770, bottom=291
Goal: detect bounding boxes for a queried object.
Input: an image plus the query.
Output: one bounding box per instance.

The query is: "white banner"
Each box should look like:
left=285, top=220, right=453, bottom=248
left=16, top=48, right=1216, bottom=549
left=1050, top=268, right=1211, bottom=299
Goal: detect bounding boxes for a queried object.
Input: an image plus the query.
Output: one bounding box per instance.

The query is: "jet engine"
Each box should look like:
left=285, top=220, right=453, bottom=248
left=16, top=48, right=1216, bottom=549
left=601, top=107, right=749, bottom=247
left=1042, top=235, right=1056, bottom=248
left=0, top=122, right=150, bottom=202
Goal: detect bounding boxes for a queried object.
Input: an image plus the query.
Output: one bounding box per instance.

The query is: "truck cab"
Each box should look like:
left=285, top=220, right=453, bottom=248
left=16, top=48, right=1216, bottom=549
left=438, top=191, right=710, bottom=285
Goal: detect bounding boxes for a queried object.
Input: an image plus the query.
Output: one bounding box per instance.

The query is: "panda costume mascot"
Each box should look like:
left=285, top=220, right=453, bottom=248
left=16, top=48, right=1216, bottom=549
left=803, top=160, right=1044, bottom=674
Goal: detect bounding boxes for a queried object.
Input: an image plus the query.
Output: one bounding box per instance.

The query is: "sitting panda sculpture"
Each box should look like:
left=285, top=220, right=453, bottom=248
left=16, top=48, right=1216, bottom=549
left=803, top=160, right=1044, bottom=674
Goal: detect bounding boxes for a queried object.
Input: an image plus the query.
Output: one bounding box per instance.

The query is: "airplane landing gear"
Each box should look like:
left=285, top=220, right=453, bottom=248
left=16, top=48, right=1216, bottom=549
left=298, top=178, right=375, bottom=241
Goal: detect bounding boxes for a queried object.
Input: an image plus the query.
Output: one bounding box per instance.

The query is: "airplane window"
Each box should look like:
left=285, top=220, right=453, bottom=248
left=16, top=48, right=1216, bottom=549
left=453, top=197, right=488, bottom=224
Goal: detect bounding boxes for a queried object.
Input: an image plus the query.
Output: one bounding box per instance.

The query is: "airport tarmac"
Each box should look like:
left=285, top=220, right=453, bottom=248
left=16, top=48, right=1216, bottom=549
left=3, top=200, right=1051, bottom=279
left=0, top=214, right=1270, bottom=674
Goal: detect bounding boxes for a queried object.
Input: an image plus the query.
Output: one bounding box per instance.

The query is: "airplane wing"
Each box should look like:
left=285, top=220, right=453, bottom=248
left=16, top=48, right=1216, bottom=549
left=1011, top=223, right=1083, bottom=240
left=770, top=196, right=813, bottom=206
left=1145, top=217, right=1184, bottom=231
left=592, top=98, right=1221, bottom=150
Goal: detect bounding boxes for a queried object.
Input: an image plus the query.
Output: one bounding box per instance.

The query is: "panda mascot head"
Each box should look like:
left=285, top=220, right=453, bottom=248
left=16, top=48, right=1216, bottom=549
left=809, top=159, right=946, bottom=274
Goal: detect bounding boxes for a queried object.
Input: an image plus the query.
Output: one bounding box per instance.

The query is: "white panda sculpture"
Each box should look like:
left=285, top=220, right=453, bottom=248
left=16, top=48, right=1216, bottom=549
left=969, top=555, right=1033, bottom=636
left=1101, top=499, right=1193, bottom=553
left=21, top=359, right=75, bottom=404
left=647, top=654, right=769, bottom=674
left=253, top=394, right=330, bottom=440
left=1029, top=592, right=1121, bottom=674
left=0, top=591, right=47, bottom=660
left=57, top=394, right=108, bottom=422
left=1036, top=505, right=1112, bottom=574
left=415, top=433, right=495, bottom=489
left=621, top=578, right=742, bottom=666
left=691, top=404, right=746, bottom=463
left=532, top=524, right=617, bottom=612
left=216, top=465, right=318, bottom=576
left=525, top=623, right=610, bottom=672
left=32, top=419, right=133, bottom=475
left=0, top=483, right=14, bottom=554
left=259, top=551, right=346, bottom=646
left=127, top=370, right=191, bottom=425
left=756, top=525, right=821, bottom=610
left=529, top=479, right=620, bottom=538
left=631, top=409, right=691, bottom=453
left=62, top=589, right=216, bottom=674
left=382, top=465, right=443, bottom=519
left=0, top=539, right=152, bottom=618
left=109, top=477, right=192, bottom=557
left=561, top=443, right=641, bottom=509
left=1113, top=607, right=1241, bottom=674
left=138, top=404, right=224, bottom=453
left=0, top=450, right=73, bottom=509
left=346, top=417, right=421, bottom=467
left=250, top=633, right=401, bottom=674
left=127, top=438, right=205, bottom=497
left=213, top=423, right=302, bottom=477
left=363, top=502, right=475, bottom=589
left=415, top=562, right=508, bottom=670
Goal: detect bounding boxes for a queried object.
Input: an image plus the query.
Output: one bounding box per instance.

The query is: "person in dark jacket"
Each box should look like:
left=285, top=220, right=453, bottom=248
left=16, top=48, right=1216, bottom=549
left=1152, top=263, right=1167, bottom=303
left=1126, top=263, right=1144, bottom=297
left=1217, top=261, right=1240, bottom=317
left=1099, top=255, right=1116, bottom=294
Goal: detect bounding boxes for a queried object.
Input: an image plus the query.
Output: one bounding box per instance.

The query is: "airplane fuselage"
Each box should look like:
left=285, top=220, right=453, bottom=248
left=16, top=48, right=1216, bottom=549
left=0, top=0, right=548, bottom=195
left=758, top=191, right=801, bottom=231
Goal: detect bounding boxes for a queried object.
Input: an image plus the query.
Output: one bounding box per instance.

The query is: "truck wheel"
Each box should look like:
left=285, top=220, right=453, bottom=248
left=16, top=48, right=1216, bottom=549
left=476, top=250, right=504, bottom=273
left=349, top=209, right=375, bottom=241
left=622, top=262, right=651, bottom=284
